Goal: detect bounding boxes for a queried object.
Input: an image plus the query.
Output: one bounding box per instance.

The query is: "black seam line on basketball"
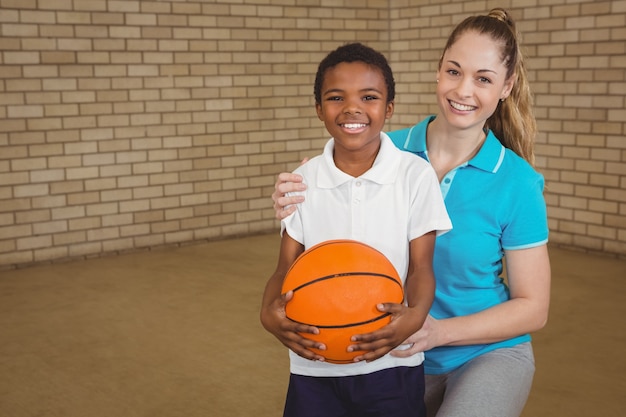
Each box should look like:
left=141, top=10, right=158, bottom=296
left=289, top=272, right=401, bottom=293
left=289, top=312, right=392, bottom=329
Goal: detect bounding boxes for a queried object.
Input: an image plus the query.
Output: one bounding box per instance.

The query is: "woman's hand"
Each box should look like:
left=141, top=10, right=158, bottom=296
left=348, top=303, right=430, bottom=362
left=389, top=315, right=441, bottom=358
left=272, top=159, right=309, bottom=220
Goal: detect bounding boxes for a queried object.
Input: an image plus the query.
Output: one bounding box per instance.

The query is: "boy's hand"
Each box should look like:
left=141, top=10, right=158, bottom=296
left=347, top=302, right=426, bottom=362
left=261, top=290, right=326, bottom=362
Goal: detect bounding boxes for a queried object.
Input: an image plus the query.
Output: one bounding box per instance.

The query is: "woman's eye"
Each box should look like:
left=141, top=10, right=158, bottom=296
left=478, top=77, right=492, bottom=84
left=447, top=69, right=459, bottom=76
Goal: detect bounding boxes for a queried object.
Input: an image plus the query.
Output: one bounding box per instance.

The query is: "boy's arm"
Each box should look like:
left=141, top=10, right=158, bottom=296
left=349, top=231, right=436, bottom=362
left=404, top=231, right=436, bottom=325
left=260, top=233, right=326, bottom=362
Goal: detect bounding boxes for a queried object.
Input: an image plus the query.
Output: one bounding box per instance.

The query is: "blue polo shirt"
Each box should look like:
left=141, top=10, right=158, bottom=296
left=387, top=116, right=549, bottom=374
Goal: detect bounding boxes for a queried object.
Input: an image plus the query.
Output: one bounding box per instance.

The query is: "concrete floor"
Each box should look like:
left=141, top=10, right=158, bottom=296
left=0, top=233, right=624, bottom=417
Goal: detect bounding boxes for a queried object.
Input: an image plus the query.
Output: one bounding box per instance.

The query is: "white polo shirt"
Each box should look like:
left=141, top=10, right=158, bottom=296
left=282, top=133, right=451, bottom=377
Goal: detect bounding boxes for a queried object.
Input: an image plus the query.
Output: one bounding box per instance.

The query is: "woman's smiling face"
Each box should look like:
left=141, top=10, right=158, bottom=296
left=316, top=61, right=394, bottom=154
left=436, top=30, right=515, bottom=132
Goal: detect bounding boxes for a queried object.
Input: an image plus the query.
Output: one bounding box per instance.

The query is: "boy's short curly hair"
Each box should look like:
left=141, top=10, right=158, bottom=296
left=314, top=42, right=395, bottom=105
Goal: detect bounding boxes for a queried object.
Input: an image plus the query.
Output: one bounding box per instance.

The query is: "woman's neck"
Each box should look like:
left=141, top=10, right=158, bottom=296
left=426, top=117, right=486, bottom=181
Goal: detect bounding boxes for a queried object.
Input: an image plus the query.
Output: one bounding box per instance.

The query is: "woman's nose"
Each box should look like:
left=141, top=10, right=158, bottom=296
left=455, top=76, right=473, bottom=98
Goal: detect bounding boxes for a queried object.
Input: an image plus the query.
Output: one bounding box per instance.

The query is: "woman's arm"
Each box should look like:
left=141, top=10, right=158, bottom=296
left=392, top=244, right=550, bottom=355
left=437, top=244, right=550, bottom=346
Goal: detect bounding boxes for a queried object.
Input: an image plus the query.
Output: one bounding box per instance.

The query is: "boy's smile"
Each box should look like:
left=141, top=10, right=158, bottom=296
left=341, top=123, right=368, bottom=132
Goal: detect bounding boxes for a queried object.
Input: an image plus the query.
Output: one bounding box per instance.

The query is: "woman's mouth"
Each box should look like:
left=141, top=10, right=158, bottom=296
left=449, top=100, right=476, bottom=111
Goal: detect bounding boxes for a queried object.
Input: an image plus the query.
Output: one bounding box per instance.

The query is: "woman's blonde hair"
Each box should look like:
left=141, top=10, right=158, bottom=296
left=439, top=8, right=537, bottom=165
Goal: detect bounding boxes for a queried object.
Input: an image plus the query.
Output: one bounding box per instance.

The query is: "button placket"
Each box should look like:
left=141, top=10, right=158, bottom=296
left=351, top=179, right=364, bottom=240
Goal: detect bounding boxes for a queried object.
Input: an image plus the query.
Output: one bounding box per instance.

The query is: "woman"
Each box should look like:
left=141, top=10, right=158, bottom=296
left=270, top=8, right=551, bottom=417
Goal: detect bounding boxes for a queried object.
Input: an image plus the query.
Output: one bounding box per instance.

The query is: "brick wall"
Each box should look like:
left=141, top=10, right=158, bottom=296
left=0, top=0, right=624, bottom=269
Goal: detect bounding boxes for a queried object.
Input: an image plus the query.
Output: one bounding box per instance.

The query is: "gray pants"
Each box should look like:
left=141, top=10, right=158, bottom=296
left=425, top=342, right=535, bottom=417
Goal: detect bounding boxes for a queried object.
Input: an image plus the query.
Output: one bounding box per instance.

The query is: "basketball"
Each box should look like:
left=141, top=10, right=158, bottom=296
left=282, top=239, right=404, bottom=364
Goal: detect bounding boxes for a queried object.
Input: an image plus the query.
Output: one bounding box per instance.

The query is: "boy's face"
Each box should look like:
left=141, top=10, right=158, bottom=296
left=316, top=62, right=393, bottom=153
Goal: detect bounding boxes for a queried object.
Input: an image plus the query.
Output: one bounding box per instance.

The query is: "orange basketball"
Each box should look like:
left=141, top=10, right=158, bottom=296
left=282, top=239, right=404, bottom=364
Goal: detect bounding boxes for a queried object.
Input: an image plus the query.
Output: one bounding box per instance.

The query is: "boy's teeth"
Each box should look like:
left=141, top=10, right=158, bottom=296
left=344, top=123, right=366, bottom=129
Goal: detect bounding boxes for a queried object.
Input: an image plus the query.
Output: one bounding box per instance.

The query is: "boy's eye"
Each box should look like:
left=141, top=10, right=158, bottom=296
left=324, top=94, right=380, bottom=102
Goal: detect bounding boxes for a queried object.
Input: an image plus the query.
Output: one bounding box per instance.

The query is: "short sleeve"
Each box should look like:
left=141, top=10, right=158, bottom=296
left=408, top=163, right=452, bottom=241
left=501, top=174, right=549, bottom=250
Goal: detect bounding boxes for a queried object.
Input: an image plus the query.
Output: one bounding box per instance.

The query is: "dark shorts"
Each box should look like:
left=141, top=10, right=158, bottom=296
left=283, top=365, right=426, bottom=417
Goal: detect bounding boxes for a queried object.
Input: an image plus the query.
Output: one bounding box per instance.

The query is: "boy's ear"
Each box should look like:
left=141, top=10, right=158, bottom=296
left=315, top=102, right=324, bottom=120
left=386, top=101, right=394, bottom=119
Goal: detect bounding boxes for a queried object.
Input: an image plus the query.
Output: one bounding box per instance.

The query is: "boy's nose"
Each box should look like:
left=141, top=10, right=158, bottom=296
left=343, top=101, right=362, bottom=114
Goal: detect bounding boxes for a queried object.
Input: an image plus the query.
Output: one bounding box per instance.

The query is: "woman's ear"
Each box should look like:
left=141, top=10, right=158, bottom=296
left=501, top=73, right=516, bottom=100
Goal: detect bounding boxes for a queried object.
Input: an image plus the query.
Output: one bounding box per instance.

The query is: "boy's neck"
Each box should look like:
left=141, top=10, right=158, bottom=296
left=332, top=141, right=381, bottom=178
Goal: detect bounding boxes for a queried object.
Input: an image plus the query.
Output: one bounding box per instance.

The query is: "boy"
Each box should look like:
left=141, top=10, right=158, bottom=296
left=260, top=43, right=451, bottom=417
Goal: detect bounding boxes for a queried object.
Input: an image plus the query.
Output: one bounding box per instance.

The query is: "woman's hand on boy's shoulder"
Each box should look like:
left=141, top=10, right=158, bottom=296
left=272, top=160, right=309, bottom=220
